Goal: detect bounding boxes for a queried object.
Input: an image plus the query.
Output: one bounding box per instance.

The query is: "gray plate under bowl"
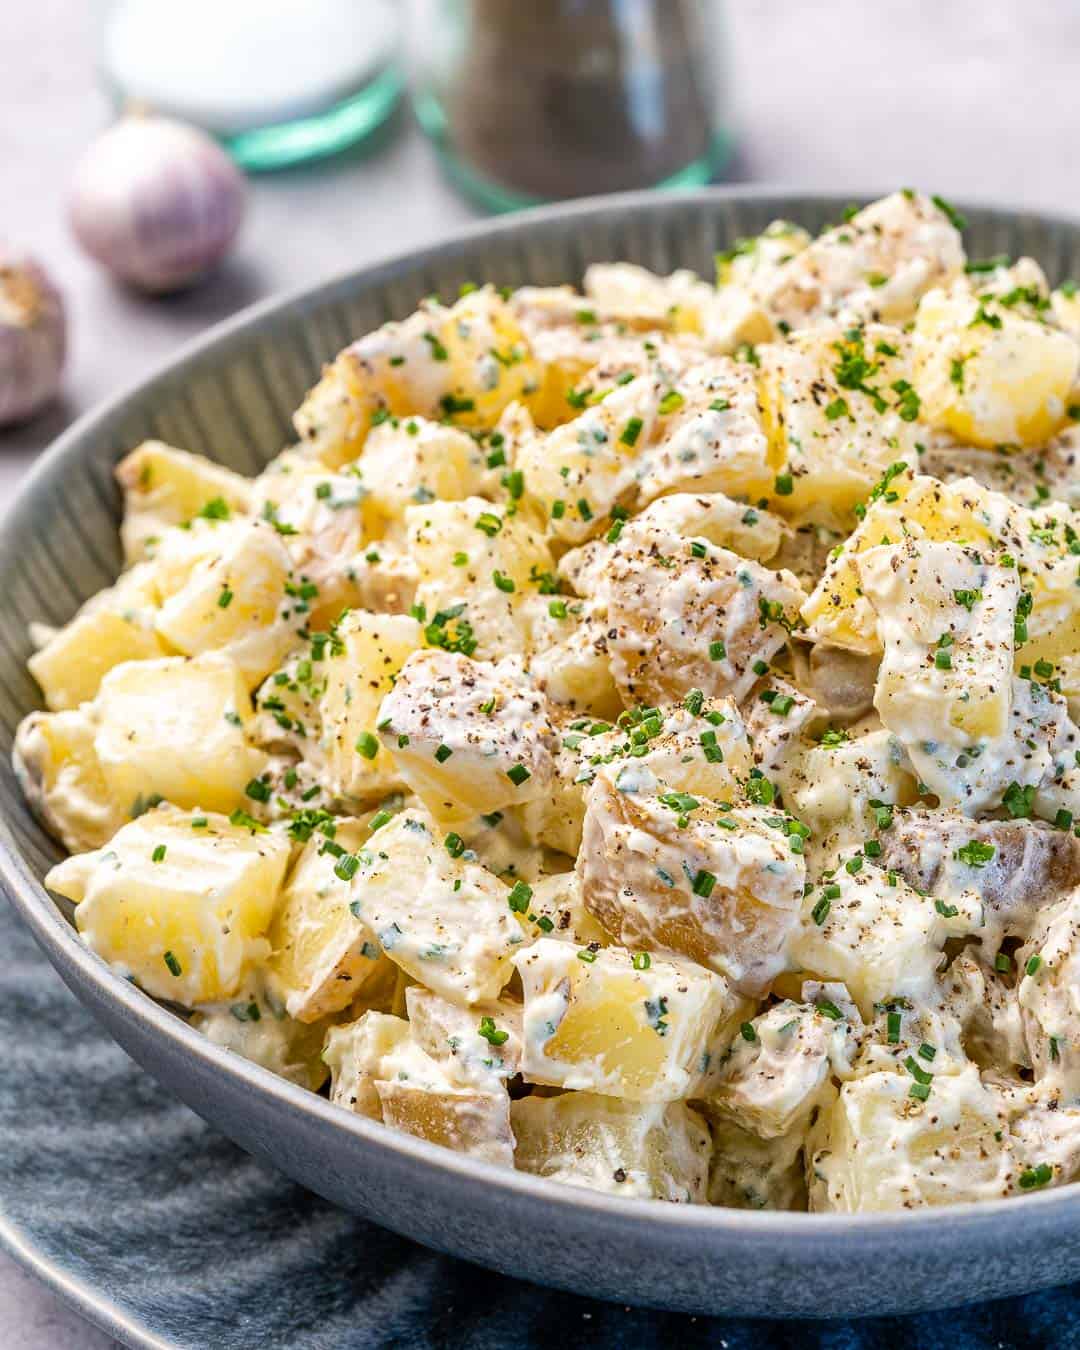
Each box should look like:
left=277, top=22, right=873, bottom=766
left=2, top=188, right=1080, bottom=1321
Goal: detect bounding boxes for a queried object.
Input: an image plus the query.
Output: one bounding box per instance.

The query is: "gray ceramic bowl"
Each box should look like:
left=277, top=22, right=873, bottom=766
left=3, top=188, right=1080, bottom=1320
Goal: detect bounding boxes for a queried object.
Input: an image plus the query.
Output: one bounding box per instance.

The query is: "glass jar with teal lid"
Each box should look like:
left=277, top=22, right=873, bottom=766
left=100, top=0, right=403, bottom=171
left=412, top=0, right=733, bottom=211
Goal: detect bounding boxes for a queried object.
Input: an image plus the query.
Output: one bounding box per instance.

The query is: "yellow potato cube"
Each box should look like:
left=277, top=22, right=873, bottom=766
left=115, top=440, right=252, bottom=562
left=758, top=324, right=923, bottom=527
left=153, top=521, right=296, bottom=687
left=46, top=805, right=290, bottom=1005
left=579, top=773, right=805, bottom=994
left=758, top=190, right=964, bottom=330
left=582, top=261, right=716, bottom=333
left=512, top=938, right=747, bottom=1102
left=786, top=728, right=919, bottom=862
left=807, top=1064, right=1012, bottom=1212
left=913, top=285, right=1079, bottom=447
left=319, top=611, right=423, bottom=804
left=93, top=654, right=267, bottom=817
left=601, top=518, right=806, bottom=706
left=526, top=613, right=623, bottom=720
left=345, top=813, right=526, bottom=1005
left=322, top=1007, right=515, bottom=1167
left=355, top=417, right=492, bottom=537
left=799, top=469, right=1061, bottom=654
left=375, top=1078, right=515, bottom=1168
left=267, top=818, right=389, bottom=1023
left=323, top=1011, right=416, bottom=1117
left=512, top=1092, right=711, bottom=1201
left=787, top=863, right=945, bottom=1020
left=13, top=707, right=125, bottom=852
left=29, top=605, right=166, bottom=712
left=406, top=497, right=557, bottom=660
left=405, top=986, right=523, bottom=1089
left=516, top=362, right=776, bottom=544
left=376, top=649, right=557, bottom=825
left=293, top=290, right=541, bottom=468
left=860, top=539, right=1018, bottom=741
left=703, top=999, right=858, bottom=1139
left=250, top=460, right=418, bottom=629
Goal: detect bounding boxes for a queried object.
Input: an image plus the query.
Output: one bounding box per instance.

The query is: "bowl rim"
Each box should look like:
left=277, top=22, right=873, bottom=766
left=4, top=181, right=1080, bottom=1249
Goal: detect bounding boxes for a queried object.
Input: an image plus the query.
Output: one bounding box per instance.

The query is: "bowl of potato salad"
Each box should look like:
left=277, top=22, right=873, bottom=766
left=4, top=187, right=1080, bottom=1316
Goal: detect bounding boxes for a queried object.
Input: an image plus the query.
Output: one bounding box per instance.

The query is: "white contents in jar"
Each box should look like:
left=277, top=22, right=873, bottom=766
left=102, top=0, right=398, bottom=136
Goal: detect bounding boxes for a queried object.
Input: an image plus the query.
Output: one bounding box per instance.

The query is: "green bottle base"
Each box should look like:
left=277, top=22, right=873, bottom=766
left=224, top=66, right=403, bottom=172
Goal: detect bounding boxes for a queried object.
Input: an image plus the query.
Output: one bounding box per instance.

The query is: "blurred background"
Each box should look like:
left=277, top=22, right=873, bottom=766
left=1, top=1, right=1079, bottom=1343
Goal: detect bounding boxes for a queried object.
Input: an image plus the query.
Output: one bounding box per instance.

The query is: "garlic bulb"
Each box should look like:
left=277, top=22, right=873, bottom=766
left=70, top=114, right=246, bottom=293
left=0, top=250, right=66, bottom=426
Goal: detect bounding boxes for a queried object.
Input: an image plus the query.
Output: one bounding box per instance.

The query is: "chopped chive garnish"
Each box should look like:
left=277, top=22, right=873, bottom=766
left=507, top=881, right=533, bottom=913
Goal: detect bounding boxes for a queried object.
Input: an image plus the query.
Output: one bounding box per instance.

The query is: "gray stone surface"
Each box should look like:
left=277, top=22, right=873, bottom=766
left=2, top=0, right=1079, bottom=1343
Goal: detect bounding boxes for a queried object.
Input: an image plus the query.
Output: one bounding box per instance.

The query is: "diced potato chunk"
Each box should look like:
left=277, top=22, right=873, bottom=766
left=802, top=467, right=1080, bottom=669
left=376, top=1078, right=515, bottom=1168
left=758, top=324, right=922, bottom=527
left=861, top=540, right=1019, bottom=742
left=512, top=938, right=747, bottom=1102
left=93, top=653, right=267, bottom=817
left=758, top=190, right=964, bottom=330
left=579, top=770, right=804, bottom=993
left=406, top=497, right=557, bottom=659
left=583, top=262, right=715, bottom=333
left=913, top=284, right=1079, bottom=447
left=46, top=806, right=290, bottom=1005
left=153, top=521, right=297, bottom=686
left=784, top=727, right=918, bottom=862
left=619, top=492, right=786, bottom=563
left=354, top=417, right=492, bottom=536
left=376, top=649, right=557, bottom=824
left=787, top=864, right=946, bottom=1020
left=322, top=1007, right=515, bottom=1164
left=523, top=698, right=753, bottom=862
left=512, top=1092, right=711, bottom=1201
left=881, top=809, right=1080, bottom=964
left=29, top=605, right=165, bottom=712
left=600, top=517, right=805, bottom=706
left=268, top=818, right=389, bottom=1022
left=405, top=986, right=523, bottom=1089
left=320, top=611, right=423, bottom=803
left=116, top=440, right=252, bottom=562
left=807, top=1064, right=1013, bottom=1212
left=703, top=999, right=858, bottom=1138
left=323, top=1010, right=448, bottom=1113
left=859, top=540, right=1066, bottom=813
left=294, top=290, right=541, bottom=467
left=250, top=460, right=409, bottom=629
left=345, top=813, right=525, bottom=1004
left=526, top=611, right=622, bottom=720
left=13, top=707, right=125, bottom=851
left=517, top=362, right=777, bottom=544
